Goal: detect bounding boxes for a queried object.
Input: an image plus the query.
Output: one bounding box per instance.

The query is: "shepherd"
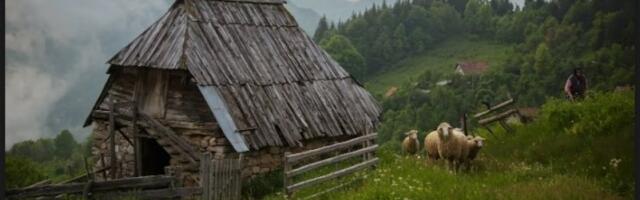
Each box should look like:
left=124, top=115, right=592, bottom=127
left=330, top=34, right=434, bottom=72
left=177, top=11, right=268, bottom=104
left=564, top=67, right=587, bottom=101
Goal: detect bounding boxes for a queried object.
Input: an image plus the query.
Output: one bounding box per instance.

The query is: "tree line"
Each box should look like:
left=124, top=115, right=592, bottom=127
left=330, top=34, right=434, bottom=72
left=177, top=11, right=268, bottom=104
left=312, top=0, right=635, bottom=142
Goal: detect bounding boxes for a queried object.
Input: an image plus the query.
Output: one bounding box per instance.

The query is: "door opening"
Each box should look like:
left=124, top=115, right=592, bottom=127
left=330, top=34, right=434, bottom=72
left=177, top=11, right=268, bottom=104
left=140, top=136, right=171, bottom=176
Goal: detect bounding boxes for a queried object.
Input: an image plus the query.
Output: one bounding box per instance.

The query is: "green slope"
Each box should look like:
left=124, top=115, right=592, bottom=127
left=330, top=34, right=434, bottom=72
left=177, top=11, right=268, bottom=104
left=363, top=37, right=513, bottom=97
left=264, top=90, right=634, bottom=200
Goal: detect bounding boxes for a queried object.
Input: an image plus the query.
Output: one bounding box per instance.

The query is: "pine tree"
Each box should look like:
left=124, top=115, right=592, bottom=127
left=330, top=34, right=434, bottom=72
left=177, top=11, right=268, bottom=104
left=313, top=16, right=329, bottom=42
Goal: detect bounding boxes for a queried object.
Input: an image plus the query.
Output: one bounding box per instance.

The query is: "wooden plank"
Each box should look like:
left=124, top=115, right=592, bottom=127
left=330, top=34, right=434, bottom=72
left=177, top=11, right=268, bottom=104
left=478, top=109, right=518, bottom=125
left=109, top=187, right=202, bottom=199
left=109, top=103, right=117, bottom=180
left=286, top=158, right=378, bottom=192
left=139, top=113, right=200, bottom=164
left=287, top=145, right=378, bottom=178
left=283, top=152, right=291, bottom=198
left=286, top=133, right=376, bottom=163
left=133, top=102, right=142, bottom=177
left=473, top=98, right=515, bottom=118
left=57, top=167, right=110, bottom=185
left=198, top=86, right=250, bottom=152
left=7, top=175, right=175, bottom=198
left=201, top=153, right=211, bottom=200
left=25, top=180, right=51, bottom=189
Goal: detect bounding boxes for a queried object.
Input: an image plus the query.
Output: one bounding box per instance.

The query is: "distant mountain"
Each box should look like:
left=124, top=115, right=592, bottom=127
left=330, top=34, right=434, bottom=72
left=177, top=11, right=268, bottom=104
left=285, top=2, right=322, bottom=36
left=288, top=0, right=399, bottom=22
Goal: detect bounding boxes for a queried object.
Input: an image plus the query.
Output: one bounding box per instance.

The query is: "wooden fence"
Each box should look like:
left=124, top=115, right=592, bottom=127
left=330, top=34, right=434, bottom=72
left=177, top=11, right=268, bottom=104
left=283, top=133, right=378, bottom=199
left=200, top=153, right=243, bottom=200
left=5, top=175, right=201, bottom=199
left=473, top=98, right=522, bottom=135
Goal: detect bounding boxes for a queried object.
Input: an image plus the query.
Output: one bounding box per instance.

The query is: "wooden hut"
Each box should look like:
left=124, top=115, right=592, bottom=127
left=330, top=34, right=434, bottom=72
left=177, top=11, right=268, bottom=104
left=84, top=0, right=381, bottom=186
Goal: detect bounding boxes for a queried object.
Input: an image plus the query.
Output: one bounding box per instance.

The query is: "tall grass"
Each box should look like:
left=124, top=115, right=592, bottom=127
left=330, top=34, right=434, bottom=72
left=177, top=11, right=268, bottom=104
left=263, top=90, right=634, bottom=199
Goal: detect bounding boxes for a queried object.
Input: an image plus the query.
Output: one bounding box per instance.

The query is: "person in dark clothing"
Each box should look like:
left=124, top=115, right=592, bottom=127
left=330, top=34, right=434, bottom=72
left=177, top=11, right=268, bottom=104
left=564, top=68, right=587, bottom=101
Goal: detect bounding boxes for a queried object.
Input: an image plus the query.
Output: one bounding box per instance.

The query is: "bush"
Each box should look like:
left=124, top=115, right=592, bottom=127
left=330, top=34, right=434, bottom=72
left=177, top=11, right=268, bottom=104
left=5, top=155, right=46, bottom=188
left=483, top=90, right=635, bottom=197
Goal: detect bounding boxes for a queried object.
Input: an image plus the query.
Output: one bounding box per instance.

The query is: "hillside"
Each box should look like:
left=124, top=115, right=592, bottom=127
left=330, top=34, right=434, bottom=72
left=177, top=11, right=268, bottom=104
left=265, top=90, right=634, bottom=199
left=363, top=36, right=512, bottom=97
left=285, top=2, right=322, bottom=35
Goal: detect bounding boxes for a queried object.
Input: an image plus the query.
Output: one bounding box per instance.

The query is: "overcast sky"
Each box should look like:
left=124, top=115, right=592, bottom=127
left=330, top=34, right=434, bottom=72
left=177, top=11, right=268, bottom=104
left=5, top=0, right=173, bottom=148
left=5, top=0, right=526, bottom=149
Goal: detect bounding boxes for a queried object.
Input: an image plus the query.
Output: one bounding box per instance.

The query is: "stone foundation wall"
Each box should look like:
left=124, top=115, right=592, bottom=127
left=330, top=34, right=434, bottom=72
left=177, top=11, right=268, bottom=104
left=91, top=118, right=354, bottom=186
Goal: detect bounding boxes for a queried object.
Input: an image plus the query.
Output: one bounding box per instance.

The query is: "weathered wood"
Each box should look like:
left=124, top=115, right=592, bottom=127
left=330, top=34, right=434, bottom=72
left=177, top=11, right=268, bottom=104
left=57, top=167, right=110, bottom=185
left=473, top=98, right=515, bottom=118
left=286, top=158, right=378, bottom=192
left=7, top=175, right=175, bottom=199
left=107, top=187, right=202, bottom=200
left=200, top=156, right=243, bottom=200
left=283, top=152, right=291, bottom=198
left=286, top=133, right=377, bottom=163
left=109, top=102, right=117, bottom=180
left=287, top=145, right=378, bottom=178
left=201, top=153, right=211, bottom=200
left=139, top=113, right=200, bottom=164
left=133, top=101, right=141, bottom=177
left=25, top=180, right=51, bottom=189
left=478, top=109, right=519, bottom=125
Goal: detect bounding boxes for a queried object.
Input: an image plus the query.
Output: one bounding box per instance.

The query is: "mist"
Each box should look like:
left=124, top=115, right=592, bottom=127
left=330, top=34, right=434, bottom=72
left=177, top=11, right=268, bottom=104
left=5, top=0, right=172, bottom=149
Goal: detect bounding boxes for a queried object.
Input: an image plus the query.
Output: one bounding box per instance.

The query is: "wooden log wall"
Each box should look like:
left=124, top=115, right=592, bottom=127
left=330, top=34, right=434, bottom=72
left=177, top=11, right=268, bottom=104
left=89, top=68, right=365, bottom=187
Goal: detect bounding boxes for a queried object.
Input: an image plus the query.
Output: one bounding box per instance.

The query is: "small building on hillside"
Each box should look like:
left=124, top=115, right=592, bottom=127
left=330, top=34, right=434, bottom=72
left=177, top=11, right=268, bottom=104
left=455, top=61, right=489, bottom=76
left=84, top=0, right=381, bottom=187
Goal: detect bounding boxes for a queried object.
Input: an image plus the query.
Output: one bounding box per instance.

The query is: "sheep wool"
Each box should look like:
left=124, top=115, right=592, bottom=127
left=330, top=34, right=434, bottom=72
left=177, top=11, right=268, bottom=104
left=402, top=130, right=420, bottom=155
left=437, top=127, right=467, bottom=171
left=424, top=131, right=441, bottom=160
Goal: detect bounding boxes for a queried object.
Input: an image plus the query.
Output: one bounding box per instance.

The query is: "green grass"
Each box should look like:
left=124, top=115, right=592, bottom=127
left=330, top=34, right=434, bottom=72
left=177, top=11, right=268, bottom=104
left=263, top=90, right=634, bottom=200
left=364, top=36, right=513, bottom=97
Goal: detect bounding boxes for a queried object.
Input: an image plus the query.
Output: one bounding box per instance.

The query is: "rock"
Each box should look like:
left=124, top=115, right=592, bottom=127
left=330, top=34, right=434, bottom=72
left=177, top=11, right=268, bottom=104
left=200, top=139, right=208, bottom=148
left=268, top=147, right=280, bottom=154
left=217, top=138, right=228, bottom=145
left=208, top=137, right=217, bottom=146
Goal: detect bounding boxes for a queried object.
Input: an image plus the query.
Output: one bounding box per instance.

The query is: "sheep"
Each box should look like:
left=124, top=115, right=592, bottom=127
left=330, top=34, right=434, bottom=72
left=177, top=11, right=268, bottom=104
left=460, top=135, right=485, bottom=170
left=402, top=130, right=420, bottom=156
left=424, top=130, right=441, bottom=161
left=422, top=122, right=466, bottom=172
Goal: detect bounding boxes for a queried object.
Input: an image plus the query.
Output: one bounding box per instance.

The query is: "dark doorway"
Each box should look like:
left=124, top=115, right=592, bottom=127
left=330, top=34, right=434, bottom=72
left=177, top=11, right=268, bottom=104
left=140, top=136, right=171, bottom=176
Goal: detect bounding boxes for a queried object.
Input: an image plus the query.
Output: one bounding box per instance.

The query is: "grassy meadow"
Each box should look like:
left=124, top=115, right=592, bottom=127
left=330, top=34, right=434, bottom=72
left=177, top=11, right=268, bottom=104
left=262, top=90, right=634, bottom=200
left=363, top=36, right=512, bottom=96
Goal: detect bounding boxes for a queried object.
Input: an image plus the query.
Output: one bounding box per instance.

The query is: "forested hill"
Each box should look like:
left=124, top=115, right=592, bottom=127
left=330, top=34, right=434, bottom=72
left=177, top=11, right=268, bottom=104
left=313, top=0, right=635, bottom=141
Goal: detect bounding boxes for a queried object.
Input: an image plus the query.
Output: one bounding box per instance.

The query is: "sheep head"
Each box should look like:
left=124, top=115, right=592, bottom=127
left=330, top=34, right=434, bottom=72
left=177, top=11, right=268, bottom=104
left=436, top=122, right=453, bottom=140
left=405, top=129, right=419, bottom=140
left=473, top=136, right=485, bottom=147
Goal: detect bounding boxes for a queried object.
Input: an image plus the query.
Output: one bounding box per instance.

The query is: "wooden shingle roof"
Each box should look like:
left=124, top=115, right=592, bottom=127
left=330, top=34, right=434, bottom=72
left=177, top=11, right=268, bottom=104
left=102, top=0, right=381, bottom=150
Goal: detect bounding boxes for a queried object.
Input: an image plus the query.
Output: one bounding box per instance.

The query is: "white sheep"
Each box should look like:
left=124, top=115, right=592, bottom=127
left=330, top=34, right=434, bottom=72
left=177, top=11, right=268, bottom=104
left=423, top=122, right=466, bottom=171
left=402, top=130, right=420, bottom=155
left=424, top=130, right=441, bottom=161
left=460, top=135, right=485, bottom=170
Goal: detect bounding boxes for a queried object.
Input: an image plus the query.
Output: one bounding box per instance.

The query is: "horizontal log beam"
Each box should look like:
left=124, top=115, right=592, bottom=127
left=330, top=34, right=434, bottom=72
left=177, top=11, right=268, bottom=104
left=286, top=158, right=378, bottom=193
left=57, top=167, right=110, bottom=185
left=286, top=133, right=377, bottom=164
left=218, top=0, right=285, bottom=5
left=287, top=145, right=378, bottom=178
left=478, top=109, right=519, bottom=125
left=106, top=187, right=202, bottom=199
left=7, top=175, right=175, bottom=199
left=473, top=98, right=515, bottom=118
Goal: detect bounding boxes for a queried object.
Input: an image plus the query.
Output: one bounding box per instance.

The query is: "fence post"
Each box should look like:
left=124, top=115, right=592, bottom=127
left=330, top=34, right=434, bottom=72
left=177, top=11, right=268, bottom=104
left=201, top=153, right=211, bottom=200
left=133, top=100, right=142, bottom=177
left=109, top=101, right=117, bottom=180
left=283, top=152, right=291, bottom=199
